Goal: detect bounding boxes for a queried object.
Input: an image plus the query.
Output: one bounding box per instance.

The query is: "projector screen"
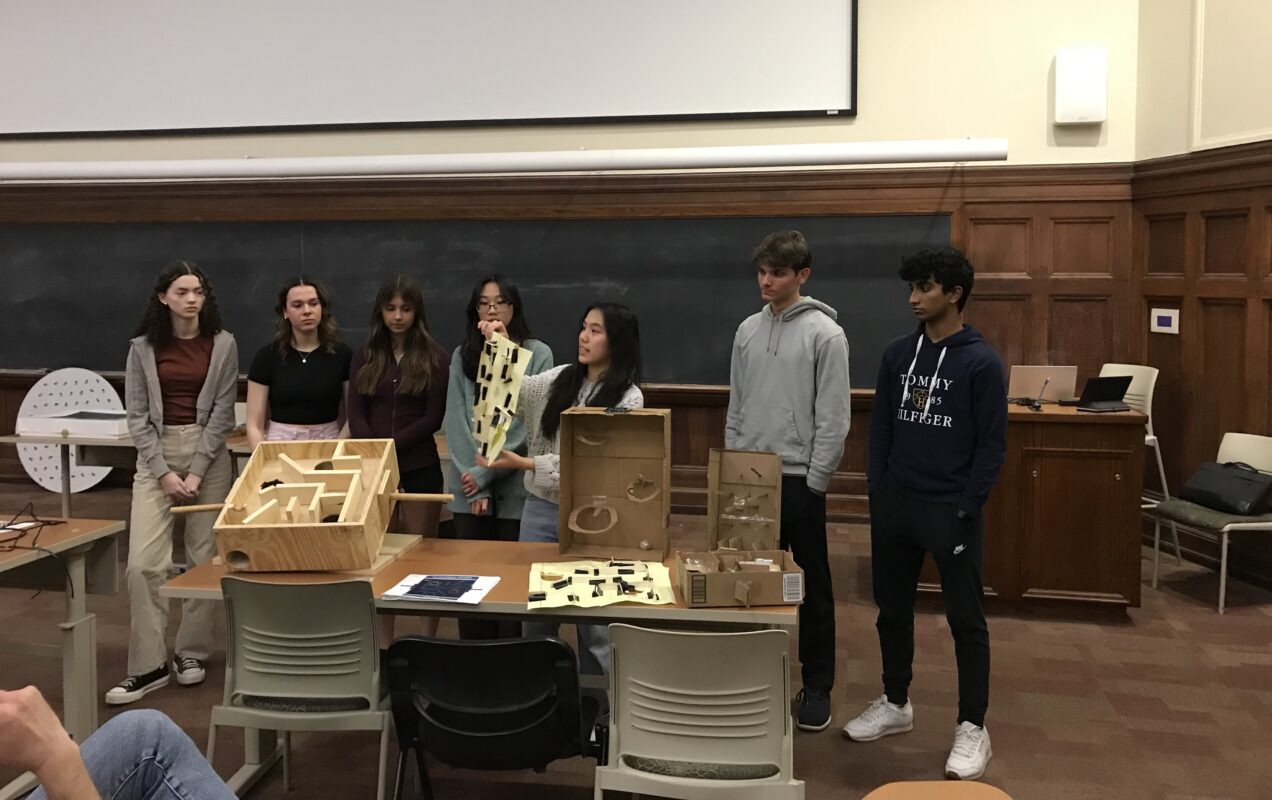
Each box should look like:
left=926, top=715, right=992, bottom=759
left=0, top=0, right=857, bottom=136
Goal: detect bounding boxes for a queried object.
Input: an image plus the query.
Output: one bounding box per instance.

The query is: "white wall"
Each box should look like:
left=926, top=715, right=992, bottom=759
left=0, top=1, right=1144, bottom=169
left=1192, top=0, right=1272, bottom=150
left=1135, top=0, right=1193, bottom=161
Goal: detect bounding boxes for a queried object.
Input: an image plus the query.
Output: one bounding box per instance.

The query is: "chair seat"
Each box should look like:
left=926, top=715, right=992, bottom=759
left=621, top=754, right=780, bottom=780
left=1152, top=498, right=1272, bottom=531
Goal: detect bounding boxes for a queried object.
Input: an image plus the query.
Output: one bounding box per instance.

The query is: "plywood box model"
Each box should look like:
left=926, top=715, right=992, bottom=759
left=213, top=439, right=400, bottom=572
left=558, top=407, right=671, bottom=561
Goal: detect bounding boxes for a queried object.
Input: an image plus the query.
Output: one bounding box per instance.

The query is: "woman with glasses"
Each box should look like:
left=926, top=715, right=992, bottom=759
left=442, top=274, right=553, bottom=638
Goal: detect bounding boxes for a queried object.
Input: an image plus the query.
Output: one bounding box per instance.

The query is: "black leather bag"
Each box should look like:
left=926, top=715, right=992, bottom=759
left=1180, top=461, right=1272, bottom=515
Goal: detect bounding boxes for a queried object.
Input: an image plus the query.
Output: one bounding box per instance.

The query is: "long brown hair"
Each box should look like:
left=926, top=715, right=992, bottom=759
left=273, top=275, right=340, bottom=357
left=354, top=275, right=442, bottom=396
left=132, top=259, right=223, bottom=348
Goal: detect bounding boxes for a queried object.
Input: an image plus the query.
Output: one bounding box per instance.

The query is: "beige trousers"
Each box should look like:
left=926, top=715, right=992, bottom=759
left=126, top=424, right=232, bottom=674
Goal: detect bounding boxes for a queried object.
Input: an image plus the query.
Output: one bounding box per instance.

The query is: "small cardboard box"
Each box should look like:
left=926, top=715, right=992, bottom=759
left=214, top=439, right=399, bottom=572
left=558, top=407, right=671, bottom=560
left=707, top=448, right=782, bottom=551
left=675, top=549, right=804, bottom=608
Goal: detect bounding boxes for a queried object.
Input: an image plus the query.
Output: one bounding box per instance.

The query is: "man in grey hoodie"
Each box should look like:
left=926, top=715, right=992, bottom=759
left=726, top=230, right=851, bottom=731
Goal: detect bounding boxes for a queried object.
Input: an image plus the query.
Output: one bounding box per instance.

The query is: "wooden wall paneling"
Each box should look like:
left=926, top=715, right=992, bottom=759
left=1144, top=213, right=1188, bottom=276
left=1047, top=296, right=1114, bottom=385
left=962, top=207, right=1035, bottom=277
left=1200, top=207, right=1250, bottom=276
left=1051, top=217, right=1115, bottom=276
left=1143, top=298, right=1187, bottom=490
left=1046, top=203, right=1125, bottom=278
left=963, top=295, right=1032, bottom=373
left=1194, top=299, right=1248, bottom=467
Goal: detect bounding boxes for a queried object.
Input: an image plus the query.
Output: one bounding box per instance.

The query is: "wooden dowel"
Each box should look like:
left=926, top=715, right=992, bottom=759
left=169, top=503, right=225, bottom=515
left=389, top=492, right=454, bottom=503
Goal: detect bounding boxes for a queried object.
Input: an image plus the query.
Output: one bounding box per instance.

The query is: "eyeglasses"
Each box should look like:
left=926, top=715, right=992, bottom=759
left=476, top=299, right=511, bottom=313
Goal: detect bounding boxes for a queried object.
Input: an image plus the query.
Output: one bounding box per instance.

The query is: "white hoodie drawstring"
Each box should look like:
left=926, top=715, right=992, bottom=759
left=899, top=336, right=947, bottom=417
left=900, top=336, right=923, bottom=408
left=924, top=348, right=947, bottom=415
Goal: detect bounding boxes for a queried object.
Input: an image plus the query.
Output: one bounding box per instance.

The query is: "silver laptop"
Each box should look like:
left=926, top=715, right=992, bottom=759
left=1007, top=365, right=1077, bottom=403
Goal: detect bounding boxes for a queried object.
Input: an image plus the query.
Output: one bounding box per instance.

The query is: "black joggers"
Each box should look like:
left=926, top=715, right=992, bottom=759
left=870, top=484, right=990, bottom=727
left=781, top=476, right=836, bottom=693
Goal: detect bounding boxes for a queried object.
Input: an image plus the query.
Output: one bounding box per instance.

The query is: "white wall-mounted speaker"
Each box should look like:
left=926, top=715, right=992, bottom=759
left=1054, top=46, right=1108, bottom=125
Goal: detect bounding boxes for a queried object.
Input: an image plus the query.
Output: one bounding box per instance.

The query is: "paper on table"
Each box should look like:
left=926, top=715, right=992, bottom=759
left=527, top=560, right=674, bottom=610
left=384, top=574, right=500, bottom=604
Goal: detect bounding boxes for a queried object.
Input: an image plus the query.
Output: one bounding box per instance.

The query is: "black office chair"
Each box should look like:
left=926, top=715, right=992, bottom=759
left=385, top=634, right=605, bottom=800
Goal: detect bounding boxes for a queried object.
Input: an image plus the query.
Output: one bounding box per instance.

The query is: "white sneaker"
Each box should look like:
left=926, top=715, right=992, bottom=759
left=173, top=656, right=206, bottom=686
left=945, top=721, right=992, bottom=780
left=841, top=695, right=914, bottom=742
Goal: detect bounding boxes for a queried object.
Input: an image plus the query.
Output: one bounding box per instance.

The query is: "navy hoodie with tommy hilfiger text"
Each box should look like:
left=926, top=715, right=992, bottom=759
left=868, top=324, right=1007, bottom=516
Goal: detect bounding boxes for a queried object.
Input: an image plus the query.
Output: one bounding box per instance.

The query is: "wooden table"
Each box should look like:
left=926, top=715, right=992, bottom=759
left=160, top=536, right=797, bottom=795
left=919, top=404, right=1148, bottom=607
left=0, top=517, right=124, bottom=800
left=0, top=432, right=252, bottom=517
left=162, top=536, right=798, bottom=629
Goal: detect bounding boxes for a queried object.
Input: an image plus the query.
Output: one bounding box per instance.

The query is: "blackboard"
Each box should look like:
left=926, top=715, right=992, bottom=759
left=0, top=215, right=949, bottom=384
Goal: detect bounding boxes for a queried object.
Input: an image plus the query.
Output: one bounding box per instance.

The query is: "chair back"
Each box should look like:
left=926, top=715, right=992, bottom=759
left=607, top=623, right=791, bottom=781
left=220, top=577, right=380, bottom=711
left=1099, top=363, right=1159, bottom=433
left=385, top=635, right=592, bottom=771
left=1217, top=432, right=1272, bottom=473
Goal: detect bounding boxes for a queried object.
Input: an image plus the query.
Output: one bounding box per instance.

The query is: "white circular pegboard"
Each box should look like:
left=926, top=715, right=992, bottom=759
left=18, top=368, right=123, bottom=493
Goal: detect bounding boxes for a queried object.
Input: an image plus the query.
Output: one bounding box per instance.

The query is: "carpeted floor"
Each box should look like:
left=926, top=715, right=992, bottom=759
left=2, top=483, right=1270, bottom=799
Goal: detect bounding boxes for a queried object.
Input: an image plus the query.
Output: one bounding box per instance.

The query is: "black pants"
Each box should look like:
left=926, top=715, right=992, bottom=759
left=781, top=476, right=835, bottom=692
left=452, top=513, right=522, bottom=640
left=870, top=484, right=989, bottom=726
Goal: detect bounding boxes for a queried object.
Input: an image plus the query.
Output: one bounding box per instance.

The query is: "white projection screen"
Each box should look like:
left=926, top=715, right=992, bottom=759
left=0, top=1, right=857, bottom=135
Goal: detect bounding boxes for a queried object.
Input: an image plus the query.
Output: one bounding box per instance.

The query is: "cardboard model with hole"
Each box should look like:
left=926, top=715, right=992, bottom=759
left=557, top=407, right=671, bottom=561
left=472, top=331, right=532, bottom=463
left=675, top=448, right=805, bottom=607
left=213, top=439, right=401, bottom=572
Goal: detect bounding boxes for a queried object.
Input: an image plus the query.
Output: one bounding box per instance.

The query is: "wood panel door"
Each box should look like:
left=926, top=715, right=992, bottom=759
left=1020, top=446, right=1140, bottom=606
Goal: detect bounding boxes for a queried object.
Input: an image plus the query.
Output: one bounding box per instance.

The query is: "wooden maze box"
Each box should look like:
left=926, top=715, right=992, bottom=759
left=214, top=439, right=400, bottom=572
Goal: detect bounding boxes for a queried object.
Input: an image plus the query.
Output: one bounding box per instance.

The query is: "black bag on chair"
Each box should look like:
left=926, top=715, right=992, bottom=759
left=1180, top=461, right=1272, bottom=515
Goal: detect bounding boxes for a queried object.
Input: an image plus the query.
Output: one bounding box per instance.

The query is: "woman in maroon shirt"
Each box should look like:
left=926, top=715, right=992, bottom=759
left=347, top=274, right=450, bottom=537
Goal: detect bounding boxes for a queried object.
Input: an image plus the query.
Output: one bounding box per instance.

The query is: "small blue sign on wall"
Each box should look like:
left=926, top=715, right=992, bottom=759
left=1150, top=308, right=1179, bottom=335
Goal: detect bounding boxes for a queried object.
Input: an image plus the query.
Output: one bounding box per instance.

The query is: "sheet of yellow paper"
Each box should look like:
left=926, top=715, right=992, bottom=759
left=527, top=560, right=674, bottom=609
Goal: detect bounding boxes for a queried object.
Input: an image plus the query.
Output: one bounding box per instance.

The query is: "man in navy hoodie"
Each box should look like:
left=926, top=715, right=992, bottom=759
left=727, top=230, right=851, bottom=732
left=843, top=246, right=1006, bottom=781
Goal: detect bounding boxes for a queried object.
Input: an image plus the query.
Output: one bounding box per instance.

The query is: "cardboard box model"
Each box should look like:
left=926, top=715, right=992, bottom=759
left=213, top=439, right=399, bottom=572
left=676, top=449, right=805, bottom=607
left=558, top=407, right=671, bottom=561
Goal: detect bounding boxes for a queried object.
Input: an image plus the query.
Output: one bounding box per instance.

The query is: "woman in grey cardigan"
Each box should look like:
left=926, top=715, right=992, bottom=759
left=443, top=274, right=553, bottom=639
left=106, top=260, right=239, bottom=706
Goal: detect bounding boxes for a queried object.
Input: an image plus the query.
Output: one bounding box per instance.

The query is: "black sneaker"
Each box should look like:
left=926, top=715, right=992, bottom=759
left=105, top=664, right=169, bottom=705
left=796, top=688, right=832, bottom=732
left=173, top=656, right=206, bottom=686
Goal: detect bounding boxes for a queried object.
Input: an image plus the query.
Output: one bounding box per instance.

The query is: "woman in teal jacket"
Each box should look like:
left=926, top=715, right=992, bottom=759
left=442, top=274, right=552, bottom=638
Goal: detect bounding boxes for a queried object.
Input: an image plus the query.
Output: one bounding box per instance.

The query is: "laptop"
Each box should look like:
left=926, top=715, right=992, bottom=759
left=1074, top=375, right=1132, bottom=412
left=1007, top=365, right=1077, bottom=404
